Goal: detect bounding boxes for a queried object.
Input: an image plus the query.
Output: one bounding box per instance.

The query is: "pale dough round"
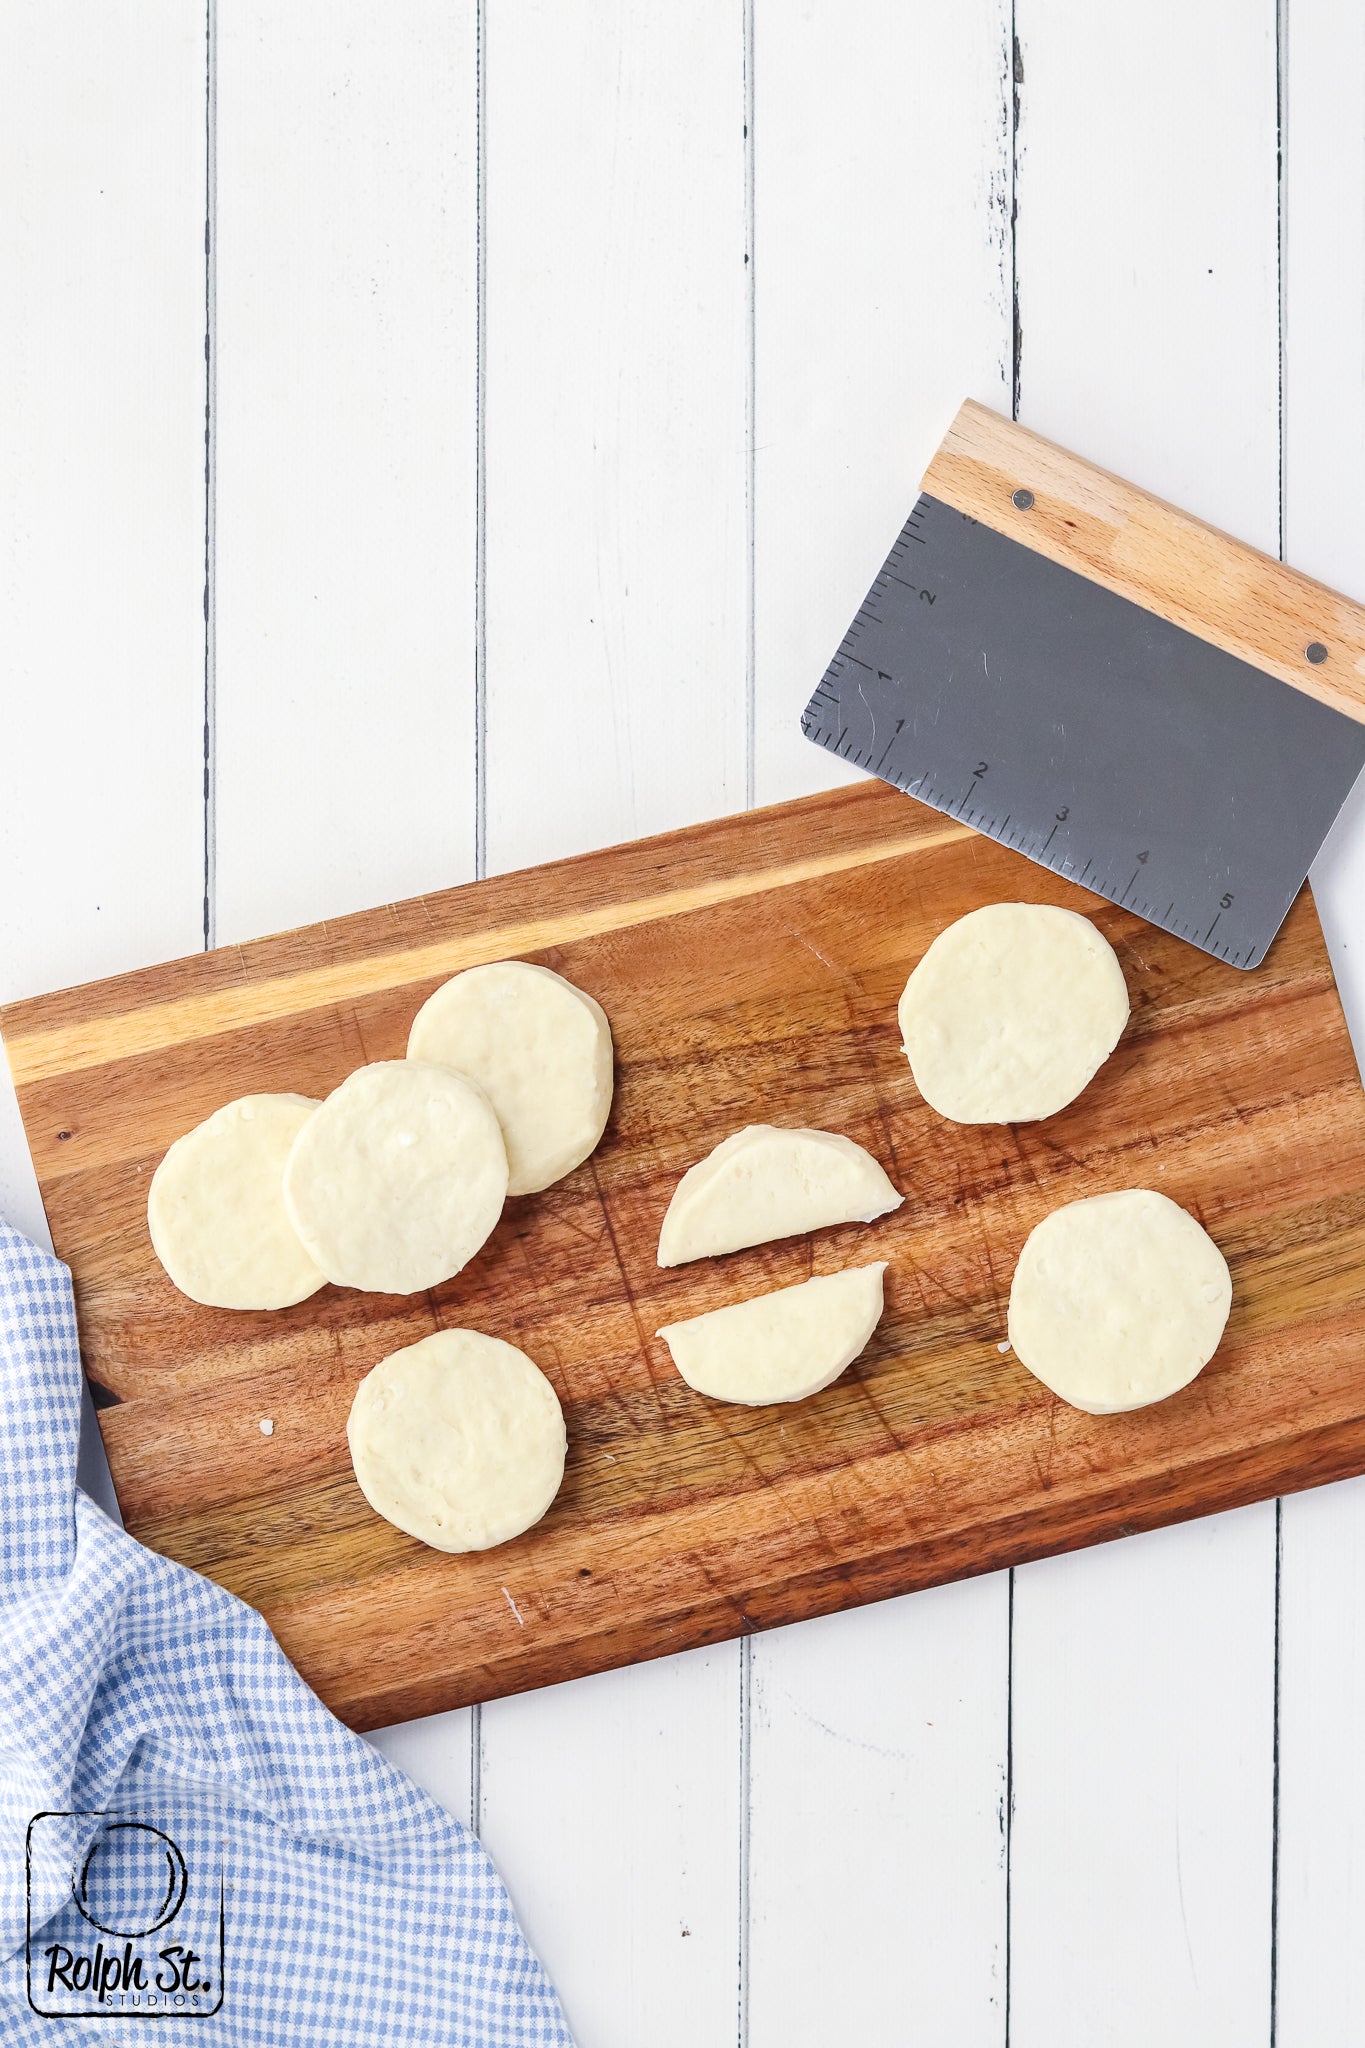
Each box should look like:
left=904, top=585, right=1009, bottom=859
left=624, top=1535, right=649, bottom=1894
left=658, top=1125, right=901, bottom=1266
left=899, top=902, right=1129, bottom=1124
left=283, top=1060, right=508, bottom=1294
left=407, top=960, right=614, bottom=1195
left=348, top=1328, right=566, bottom=1551
left=148, top=1093, right=325, bottom=1310
left=658, top=1262, right=887, bottom=1406
left=1008, top=1189, right=1232, bottom=1414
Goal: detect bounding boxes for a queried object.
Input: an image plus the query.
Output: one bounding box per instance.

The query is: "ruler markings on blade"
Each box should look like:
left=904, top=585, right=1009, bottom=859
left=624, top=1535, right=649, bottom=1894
left=802, top=493, right=1365, bottom=968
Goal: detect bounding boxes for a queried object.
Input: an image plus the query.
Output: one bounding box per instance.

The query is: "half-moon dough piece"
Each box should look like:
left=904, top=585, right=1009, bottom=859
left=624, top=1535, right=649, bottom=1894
left=658, top=1262, right=887, bottom=1406
left=657, top=1124, right=902, bottom=1267
left=283, top=1060, right=508, bottom=1294
left=148, top=1093, right=325, bottom=1310
left=1008, top=1188, right=1232, bottom=1414
left=899, top=902, right=1129, bottom=1123
left=407, top=960, right=614, bottom=1195
left=348, top=1328, right=566, bottom=1551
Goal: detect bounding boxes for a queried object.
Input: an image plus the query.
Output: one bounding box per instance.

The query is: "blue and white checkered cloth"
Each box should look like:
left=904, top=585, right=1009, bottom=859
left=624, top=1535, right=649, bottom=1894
left=0, top=1221, right=573, bottom=2044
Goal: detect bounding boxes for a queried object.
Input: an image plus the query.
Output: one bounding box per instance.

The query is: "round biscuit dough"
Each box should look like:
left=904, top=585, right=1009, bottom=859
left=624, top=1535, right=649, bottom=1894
left=1008, top=1188, right=1232, bottom=1414
left=407, top=960, right=614, bottom=1195
left=658, top=1262, right=887, bottom=1406
left=899, top=902, right=1129, bottom=1124
left=148, top=1093, right=325, bottom=1310
left=657, top=1125, right=902, bottom=1267
left=283, top=1060, right=508, bottom=1294
left=348, top=1328, right=566, bottom=1551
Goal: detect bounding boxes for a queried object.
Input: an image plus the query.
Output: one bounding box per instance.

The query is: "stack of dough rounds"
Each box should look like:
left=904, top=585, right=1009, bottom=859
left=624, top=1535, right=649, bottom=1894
left=283, top=1060, right=508, bottom=1295
left=148, top=958, right=616, bottom=1310
left=658, top=1262, right=887, bottom=1406
left=148, top=1094, right=324, bottom=1310
left=899, top=902, right=1129, bottom=1124
left=348, top=1328, right=566, bottom=1551
left=657, top=1125, right=902, bottom=1266
left=408, top=960, right=614, bottom=1195
left=1008, top=1188, right=1232, bottom=1414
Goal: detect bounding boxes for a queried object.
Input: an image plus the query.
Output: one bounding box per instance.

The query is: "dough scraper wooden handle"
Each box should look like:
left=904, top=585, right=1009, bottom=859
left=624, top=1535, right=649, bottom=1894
left=803, top=398, right=1365, bottom=967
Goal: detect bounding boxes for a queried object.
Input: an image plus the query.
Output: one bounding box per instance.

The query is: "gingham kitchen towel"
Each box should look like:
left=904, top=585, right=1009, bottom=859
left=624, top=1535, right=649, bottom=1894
left=0, top=1221, right=573, bottom=2044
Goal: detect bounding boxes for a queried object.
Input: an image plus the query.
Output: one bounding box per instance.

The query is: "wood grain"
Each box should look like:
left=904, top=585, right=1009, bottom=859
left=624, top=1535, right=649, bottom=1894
left=926, top=399, right=1365, bottom=723
left=4, top=780, right=1364, bottom=1731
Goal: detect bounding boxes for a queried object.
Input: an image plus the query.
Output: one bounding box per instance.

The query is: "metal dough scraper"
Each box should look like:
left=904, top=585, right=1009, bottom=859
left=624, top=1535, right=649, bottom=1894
left=802, top=399, right=1365, bottom=967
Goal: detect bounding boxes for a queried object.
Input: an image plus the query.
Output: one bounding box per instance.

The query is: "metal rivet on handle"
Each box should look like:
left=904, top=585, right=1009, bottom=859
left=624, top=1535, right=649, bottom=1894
left=1012, top=488, right=1034, bottom=511
left=1306, top=641, right=1329, bottom=665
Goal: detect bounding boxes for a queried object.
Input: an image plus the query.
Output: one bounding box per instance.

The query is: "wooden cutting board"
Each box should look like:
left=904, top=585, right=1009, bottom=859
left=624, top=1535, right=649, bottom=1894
left=4, top=781, right=1365, bottom=1731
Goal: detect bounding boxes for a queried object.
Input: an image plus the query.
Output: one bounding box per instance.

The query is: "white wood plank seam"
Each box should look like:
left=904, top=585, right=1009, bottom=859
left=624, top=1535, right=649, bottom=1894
left=1008, top=8, right=1281, bottom=2036
left=739, top=1632, right=752, bottom=2048
left=1271, top=1495, right=1284, bottom=2044
left=1010, top=5, right=1022, bottom=423
left=1276, top=0, right=1288, bottom=572
left=1004, top=1568, right=1015, bottom=2045
left=473, top=0, right=489, bottom=891
left=743, top=0, right=757, bottom=817
left=1276, top=3, right=1365, bottom=2029
left=471, top=0, right=489, bottom=1845
left=740, top=1, right=757, bottom=2037
left=1002, top=8, right=1015, bottom=2039
left=748, top=10, right=1014, bottom=2036
left=1271, top=3, right=1288, bottom=2032
left=203, top=0, right=217, bottom=952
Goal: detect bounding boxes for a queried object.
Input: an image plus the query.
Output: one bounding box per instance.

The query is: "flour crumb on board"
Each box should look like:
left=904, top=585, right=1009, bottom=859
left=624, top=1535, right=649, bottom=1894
left=502, top=1587, right=525, bottom=1627
left=259, top=1417, right=274, bottom=1436
left=997, top=1340, right=1011, bottom=1355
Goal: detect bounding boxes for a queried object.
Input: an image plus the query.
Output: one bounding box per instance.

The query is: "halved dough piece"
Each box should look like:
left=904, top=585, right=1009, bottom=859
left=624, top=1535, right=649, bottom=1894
left=348, top=1328, right=566, bottom=1551
left=899, top=902, right=1129, bottom=1124
left=408, top=960, right=614, bottom=1195
left=657, top=1125, right=901, bottom=1267
left=148, top=1093, right=324, bottom=1310
left=1008, top=1188, right=1232, bottom=1414
left=283, top=1060, right=508, bottom=1294
left=658, top=1262, right=887, bottom=1406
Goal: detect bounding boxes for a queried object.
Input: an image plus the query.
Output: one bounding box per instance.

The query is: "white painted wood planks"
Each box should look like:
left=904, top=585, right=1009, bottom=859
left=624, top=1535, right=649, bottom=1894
left=481, top=1650, right=740, bottom=2048
left=214, top=0, right=480, bottom=944
left=746, top=6, right=1015, bottom=2041
left=212, top=0, right=482, bottom=1904
left=752, top=0, right=1015, bottom=810
left=482, top=0, right=748, bottom=875
left=1009, top=5, right=1281, bottom=2042
left=476, top=8, right=748, bottom=2042
left=0, top=3, right=206, bottom=1000
left=749, top=1584, right=1009, bottom=2048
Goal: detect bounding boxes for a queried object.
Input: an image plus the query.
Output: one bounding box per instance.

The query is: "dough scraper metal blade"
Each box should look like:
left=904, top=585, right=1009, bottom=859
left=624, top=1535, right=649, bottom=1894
left=802, top=400, right=1365, bottom=967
